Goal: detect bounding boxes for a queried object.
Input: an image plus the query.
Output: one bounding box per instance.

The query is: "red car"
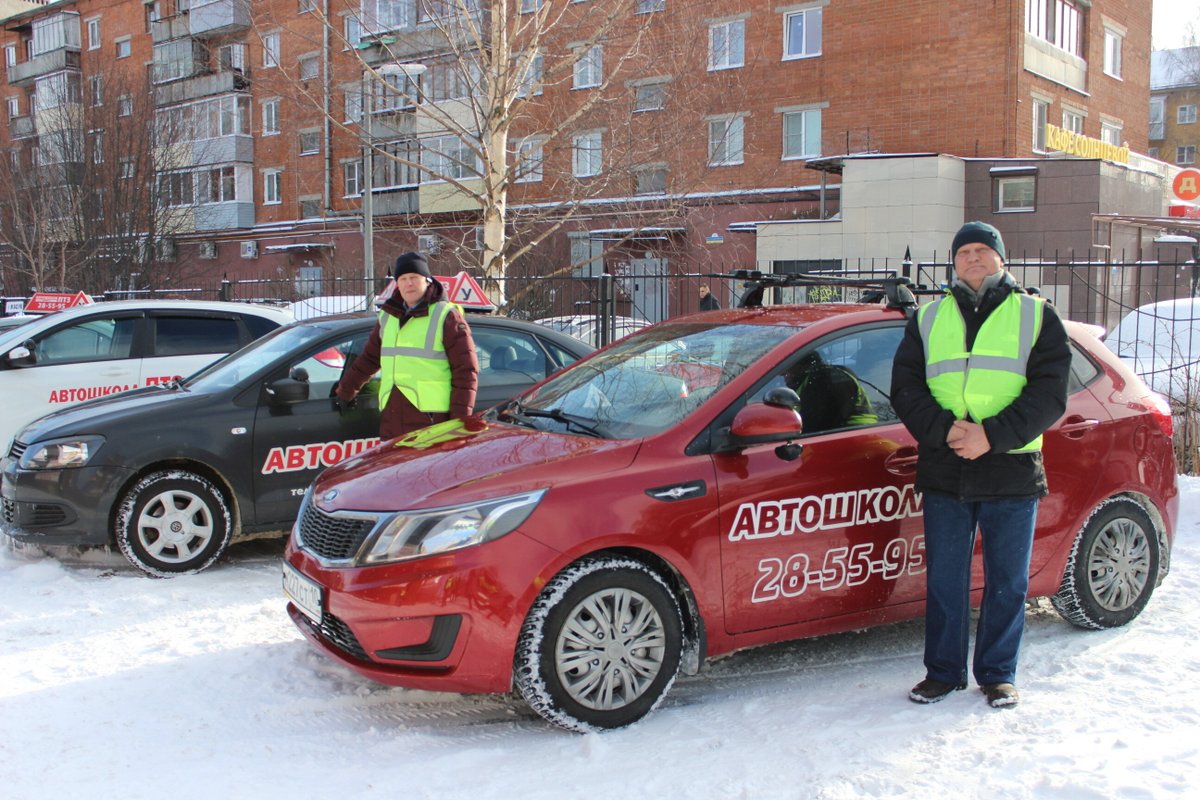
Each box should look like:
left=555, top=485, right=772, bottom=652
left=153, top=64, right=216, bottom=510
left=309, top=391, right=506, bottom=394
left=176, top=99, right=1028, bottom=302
left=283, top=289, right=1177, bottom=732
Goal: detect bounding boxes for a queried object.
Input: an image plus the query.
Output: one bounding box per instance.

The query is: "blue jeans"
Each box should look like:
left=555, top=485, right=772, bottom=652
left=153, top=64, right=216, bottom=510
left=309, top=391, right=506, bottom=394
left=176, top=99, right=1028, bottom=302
left=921, top=493, right=1038, bottom=687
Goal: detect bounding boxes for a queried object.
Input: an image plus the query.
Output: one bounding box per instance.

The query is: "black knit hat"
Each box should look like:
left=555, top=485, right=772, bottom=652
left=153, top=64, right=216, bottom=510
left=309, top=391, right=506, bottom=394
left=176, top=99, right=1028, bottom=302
left=951, top=221, right=1006, bottom=261
left=393, top=251, right=432, bottom=280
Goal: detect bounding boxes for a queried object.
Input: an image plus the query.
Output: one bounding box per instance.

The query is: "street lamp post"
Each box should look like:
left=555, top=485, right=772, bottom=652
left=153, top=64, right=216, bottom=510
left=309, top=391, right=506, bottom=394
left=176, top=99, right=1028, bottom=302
left=362, top=62, right=427, bottom=308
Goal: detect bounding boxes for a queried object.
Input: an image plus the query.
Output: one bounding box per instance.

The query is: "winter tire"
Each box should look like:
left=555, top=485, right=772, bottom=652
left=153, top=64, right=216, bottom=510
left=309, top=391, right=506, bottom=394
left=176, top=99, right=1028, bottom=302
left=115, top=470, right=233, bottom=577
left=514, top=557, right=683, bottom=732
left=1051, top=497, right=1161, bottom=629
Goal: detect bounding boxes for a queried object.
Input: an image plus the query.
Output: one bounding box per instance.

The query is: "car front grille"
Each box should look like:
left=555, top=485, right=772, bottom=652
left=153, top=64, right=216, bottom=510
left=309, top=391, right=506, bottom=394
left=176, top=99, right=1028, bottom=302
left=1, top=498, right=67, bottom=528
left=319, top=612, right=370, bottom=662
left=295, top=502, right=378, bottom=562
left=8, top=441, right=26, bottom=461
left=1, top=497, right=15, bottom=525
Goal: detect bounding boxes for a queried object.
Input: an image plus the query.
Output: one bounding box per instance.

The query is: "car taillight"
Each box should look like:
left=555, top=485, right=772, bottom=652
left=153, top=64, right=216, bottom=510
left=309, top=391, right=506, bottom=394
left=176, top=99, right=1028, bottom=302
left=1144, top=390, right=1174, bottom=439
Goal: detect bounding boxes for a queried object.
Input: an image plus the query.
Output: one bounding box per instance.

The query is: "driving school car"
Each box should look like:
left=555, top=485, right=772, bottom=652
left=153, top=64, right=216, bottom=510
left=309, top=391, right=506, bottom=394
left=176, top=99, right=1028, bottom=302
left=1, top=313, right=590, bottom=576
left=283, top=288, right=1178, bottom=732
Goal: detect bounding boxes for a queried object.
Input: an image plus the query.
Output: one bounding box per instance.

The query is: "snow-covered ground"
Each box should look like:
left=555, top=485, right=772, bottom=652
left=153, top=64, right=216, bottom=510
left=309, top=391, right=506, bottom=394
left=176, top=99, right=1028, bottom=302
left=3, top=480, right=1199, bottom=800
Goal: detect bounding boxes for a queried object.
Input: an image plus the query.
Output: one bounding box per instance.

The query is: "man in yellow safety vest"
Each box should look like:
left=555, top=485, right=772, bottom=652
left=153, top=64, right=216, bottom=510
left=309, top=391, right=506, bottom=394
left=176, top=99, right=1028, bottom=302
left=891, top=221, right=1071, bottom=709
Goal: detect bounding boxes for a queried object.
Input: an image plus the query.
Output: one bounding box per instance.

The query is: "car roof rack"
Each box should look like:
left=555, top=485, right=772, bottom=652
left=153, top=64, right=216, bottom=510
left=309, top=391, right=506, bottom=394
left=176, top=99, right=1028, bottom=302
left=718, top=269, right=943, bottom=316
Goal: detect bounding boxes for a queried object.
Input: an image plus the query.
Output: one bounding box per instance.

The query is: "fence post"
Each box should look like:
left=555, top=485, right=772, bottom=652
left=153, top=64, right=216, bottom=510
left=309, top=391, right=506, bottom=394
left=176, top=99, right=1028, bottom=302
left=597, top=272, right=614, bottom=347
left=219, top=278, right=233, bottom=302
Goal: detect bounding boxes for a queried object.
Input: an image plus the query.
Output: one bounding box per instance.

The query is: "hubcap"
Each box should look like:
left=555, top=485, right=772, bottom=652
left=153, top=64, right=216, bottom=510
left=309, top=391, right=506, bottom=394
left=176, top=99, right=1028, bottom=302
left=136, top=489, right=214, bottom=563
left=554, top=587, right=667, bottom=711
left=1086, top=516, right=1151, bottom=612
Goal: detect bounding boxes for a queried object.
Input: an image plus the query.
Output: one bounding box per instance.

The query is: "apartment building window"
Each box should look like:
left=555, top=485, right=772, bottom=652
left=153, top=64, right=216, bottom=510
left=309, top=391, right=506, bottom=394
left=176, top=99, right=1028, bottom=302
left=4, top=45, right=15, bottom=68
left=634, top=82, right=667, bottom=112
left=634, top=164, right=667, bottom=194
left=572, top=131, right=603, bottom=177
left=362, top=0, right=412, bottom=34
left=145, top=3, right=161, bottom=33
left=218, top=43, right=246, bottom=73
left=6, top=96, right=18, bottom=119
left=638, top=0, right=665, bottom=12
left=1032, top=98, right=1049, bottom=152
left=343, top=14, right=362, bottom=48
left=89, top=75, right=103, bottom=106
left=299, top=0, right=317, bottom=13
left=1180, top=105, right=1198, bottom=125
left=995, top=174, right=1037, bottom=213
left=1100, top=122, right=1122, bottom=146
left=422, top=133, right=483, bottom=180
left=709, top=19, right=745, bottom=70
left=514, top=136, right=545, bottom=183
left=86, top=17, right=100, bottom=50
left=782, top=107, right=821, bottom=160
left=299, top=197, right=322, bottom=218
left=344, top=85, right=363, bottom=122
left=1150, top=96, right=1165, bottom=140
left=90, top=129, right=104, bottom=162
left=343, top=160, right=361, bottom=197
left=1062, top=108, right=1084, bottom=135
left=159, top=171, right=194, bottom=206
left=1025, top=0, right=1082, bottom=57
left=1149, top=146, right=1160, bottom=159
left=264, top=169, right=282, bottom=204
left=377, top=139, right=420, bottom=187
left=202, top=166, right=238, bottom=203
left=262, top=32, right=280, bottom=68
left=299, top=129, right=321, bottom=154
left=783, top=7, right=822, bottom=59
left=708, top=115, right=744, bottom=166
left=516, top=50, right=543, bottom=98
left=118, top=95, right=132, bottom=117
left=299, top=55, right=320, bottom=82
left=115, top=37, right=131, bottom=59
left=573, top=45, right=602, bottom=89
left=520, top=0, right=542, bottom=11
left=119, top=157, right=135, bottom=180
left=153, top=39, right=199, bottom=83
left=35, top=72, right=81, bottom=110
left=1103, top=28, right=1122, bottom=79
left=1178, top=145, right=1197, bottom=165
left=31, top=15, right=81, bottom=57
left=428, top=59, right=479, bottom=102
left=262, top=98, right=280, bottom=135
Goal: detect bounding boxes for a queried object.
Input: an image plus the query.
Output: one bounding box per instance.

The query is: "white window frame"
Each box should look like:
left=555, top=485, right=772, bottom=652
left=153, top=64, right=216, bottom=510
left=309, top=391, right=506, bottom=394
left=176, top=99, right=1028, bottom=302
left=343, top=159, right=361, bottom=197
left=1062, top=108, right=1084, bottom=135
left=1177, top=145, right=1197, bottom=166
left=516, top=50, right=543, bottom=98
left=299, top=54, right=319, bottom=82
left=1032, top=97, right=1049, bottom=152
left=996, top=175, right=1036, bottom=213
left=514, top=136, right=545, bottom=183
left=299, top=129, right=320, bottom=155
left=520, top=0, right=542, bottom=12
left=6, top=96, right=19, bottom=119
left=572, top=44, right=602, bottom=89
left=634, top=81, right=666, bottom=112
left=1103, top=28, right=1122, bottom=79
left=1100, top=122, right=1122, bottom=147
left=262, top=98, right=280, bottom=135
left=783, top=7, right=822, bottom=60
left=89, top=74, right=103, bottom=106
left=86, top=17, right=100, bottom=51
left=117, top=94, right=133, bottom=117
left=263, top=168, right=282, bottom=204
left=299, top=0, right=317, bottom=13
left=1179, top=105, right=1198, bottom=125
left=262, top=31, right=280, bottom=69
left=709, top=19, right=745, bottom=70
left=707, top=114, right=745, bottom=166
left=634, top=164, right=667, bottom=195
left=781, top=107, right=821, bottom=160
left=4, top=45, right=16, bottom=68
left=637, top=0, right=665, bottom=12
left=115, top=36, right=132, bottom=59
left=572, top=130, right=603, bottom=177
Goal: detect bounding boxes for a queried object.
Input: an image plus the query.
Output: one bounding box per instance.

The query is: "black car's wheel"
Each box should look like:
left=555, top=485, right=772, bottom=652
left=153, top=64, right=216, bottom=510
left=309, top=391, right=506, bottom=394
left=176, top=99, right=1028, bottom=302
left=1051, top=497, right=1161, bottom=629
left=514, top=557, right=683, bottom=732
left=115, top=470, right=233, bottom=577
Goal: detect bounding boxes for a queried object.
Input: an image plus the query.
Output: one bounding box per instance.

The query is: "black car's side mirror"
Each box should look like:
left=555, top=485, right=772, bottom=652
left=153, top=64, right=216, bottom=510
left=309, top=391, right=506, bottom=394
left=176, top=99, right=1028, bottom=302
left=265, top=377, right=310, bottom=406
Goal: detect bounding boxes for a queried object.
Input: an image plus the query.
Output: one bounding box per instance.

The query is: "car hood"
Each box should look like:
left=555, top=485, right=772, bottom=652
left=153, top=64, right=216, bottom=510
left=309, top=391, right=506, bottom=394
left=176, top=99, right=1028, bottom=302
left=311, top=417, right=638, bottom=514
left=13, top=385, right=216, bottom=446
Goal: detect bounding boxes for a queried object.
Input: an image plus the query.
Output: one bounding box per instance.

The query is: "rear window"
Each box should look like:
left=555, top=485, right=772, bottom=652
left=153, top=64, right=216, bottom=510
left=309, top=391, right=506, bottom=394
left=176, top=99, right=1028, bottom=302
left=153, top=316, right=241, bottom=357
left=243, top=313, right=283, bottom=341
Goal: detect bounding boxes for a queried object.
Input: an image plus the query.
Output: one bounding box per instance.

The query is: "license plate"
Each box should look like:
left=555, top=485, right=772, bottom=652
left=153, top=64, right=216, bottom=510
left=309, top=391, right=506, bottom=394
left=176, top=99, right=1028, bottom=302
left=282, top=561, right=323, bottom=624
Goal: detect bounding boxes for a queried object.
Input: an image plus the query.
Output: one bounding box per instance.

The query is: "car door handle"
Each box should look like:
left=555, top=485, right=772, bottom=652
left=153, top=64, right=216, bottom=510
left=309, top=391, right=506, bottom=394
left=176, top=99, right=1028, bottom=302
left=884, top=447, right=919, bottom=475
left=1058, top=416, right=1099, bottom=439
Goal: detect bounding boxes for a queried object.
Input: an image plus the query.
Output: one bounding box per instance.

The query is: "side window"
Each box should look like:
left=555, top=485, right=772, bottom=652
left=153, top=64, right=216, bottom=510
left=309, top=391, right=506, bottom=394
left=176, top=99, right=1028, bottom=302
left=242, top=313, right=283, bottom=341
left=153, top=315, right=241, bottom=356
left=36, top=317, right=137, bottom=365
left=285, top=333, right=369, bottom=401
left=748, top=325, right=903, bottom=433
left=540, top=338, right=584, bottom=371
left=1068, top=341, right=1100, bottom=394
left=476, top=328, right=552, bottom=384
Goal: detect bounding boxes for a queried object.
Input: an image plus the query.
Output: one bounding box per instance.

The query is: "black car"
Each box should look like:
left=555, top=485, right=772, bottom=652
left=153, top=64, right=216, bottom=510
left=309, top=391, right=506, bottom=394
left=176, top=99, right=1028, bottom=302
left=0, top=313, right=591, bottom=576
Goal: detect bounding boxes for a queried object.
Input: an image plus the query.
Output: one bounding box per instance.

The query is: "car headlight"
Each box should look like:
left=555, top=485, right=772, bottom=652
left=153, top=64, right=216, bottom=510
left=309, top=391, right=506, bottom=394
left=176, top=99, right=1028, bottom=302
left=19, top=436, right=106, bottom=470
left=361, top=489, right=546, bottom=565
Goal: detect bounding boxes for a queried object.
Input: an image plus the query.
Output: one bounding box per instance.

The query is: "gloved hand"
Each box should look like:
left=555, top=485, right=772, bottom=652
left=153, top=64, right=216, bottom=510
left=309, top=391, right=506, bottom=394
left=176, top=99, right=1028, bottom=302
left=330, top=384, right=357, bottom=415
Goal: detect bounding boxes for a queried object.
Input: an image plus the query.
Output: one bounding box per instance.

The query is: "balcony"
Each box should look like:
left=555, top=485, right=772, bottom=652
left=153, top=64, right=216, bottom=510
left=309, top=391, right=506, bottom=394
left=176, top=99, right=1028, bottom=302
left=151, top=14, right=191, bottom=43
left=195, top=201, right=254, bottom=231
left=192, top=134, right=253, bottom=167
left=154, top=70, right=249, bottom=106
left=8, top=115, right=35, bottom=140
left=189, top=0, right=250, bottom=38
left=6, top=49, right=81, bottom=87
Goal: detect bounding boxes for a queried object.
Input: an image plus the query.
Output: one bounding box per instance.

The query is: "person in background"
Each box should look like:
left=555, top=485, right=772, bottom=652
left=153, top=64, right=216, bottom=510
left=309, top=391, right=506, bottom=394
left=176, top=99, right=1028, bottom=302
left=891, top=221, right=1071, bottom=709
left=699, top=284, right=721, bottom=311
left=333, top=252, right=479, bottom=439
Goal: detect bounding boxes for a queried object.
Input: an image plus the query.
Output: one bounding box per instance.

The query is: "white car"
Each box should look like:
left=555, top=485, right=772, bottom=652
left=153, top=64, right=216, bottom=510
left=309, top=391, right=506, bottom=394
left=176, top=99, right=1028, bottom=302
left=534, top=314, right=650, bottom=346
left=0, top=299, right=292, bottom=451
left=1102, top=297, right=1200, bottom=404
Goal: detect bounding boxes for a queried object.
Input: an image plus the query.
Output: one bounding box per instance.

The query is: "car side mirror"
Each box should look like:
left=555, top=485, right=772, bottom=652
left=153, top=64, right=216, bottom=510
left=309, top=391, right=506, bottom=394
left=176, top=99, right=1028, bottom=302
left=265, top=377, right=310, bottom=406
left=5, top=343, right=35, bottom=367
left=290, top=366, right=310, bottom=382
left=714, top=394, right=804, bottom=458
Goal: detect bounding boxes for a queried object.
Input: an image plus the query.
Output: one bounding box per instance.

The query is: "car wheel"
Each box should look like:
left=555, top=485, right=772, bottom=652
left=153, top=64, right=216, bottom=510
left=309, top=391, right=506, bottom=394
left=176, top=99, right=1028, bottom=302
left=115, top=470, right=233, bottom=577
left=1051, top=497, right=1161, bottom=629
left=514, top=556, right=683, bottom=732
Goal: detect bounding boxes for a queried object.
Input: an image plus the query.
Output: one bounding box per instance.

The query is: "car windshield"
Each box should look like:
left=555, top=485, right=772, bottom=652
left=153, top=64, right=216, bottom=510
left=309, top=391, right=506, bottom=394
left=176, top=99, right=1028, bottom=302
left=493, top=320, right=799, bottom=439
left=182, top=322, right=346, bottom=392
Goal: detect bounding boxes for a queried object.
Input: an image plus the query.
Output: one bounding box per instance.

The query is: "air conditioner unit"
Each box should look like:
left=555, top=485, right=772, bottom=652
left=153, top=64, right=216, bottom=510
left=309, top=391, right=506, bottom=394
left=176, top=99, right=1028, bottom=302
left=199, top=241, right=217, bottom=259
left=417, top=234, right=439, bottom=254
left=240, top=241, right=258, bottom=259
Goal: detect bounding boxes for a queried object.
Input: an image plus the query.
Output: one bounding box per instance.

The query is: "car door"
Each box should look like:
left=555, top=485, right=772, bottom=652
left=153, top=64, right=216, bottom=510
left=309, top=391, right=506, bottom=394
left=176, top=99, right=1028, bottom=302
left=0, top=310, right=143, bottom=449
left=250, top=330, right=380, bottom=527
left=140, top=311, right=251, bottom=387
left=714, top=323, right=928, bottom=635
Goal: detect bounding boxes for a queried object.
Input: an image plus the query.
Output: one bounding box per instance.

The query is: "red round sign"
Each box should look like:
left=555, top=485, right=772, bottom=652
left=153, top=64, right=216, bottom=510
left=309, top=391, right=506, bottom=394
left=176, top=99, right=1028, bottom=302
left=1174, top=168, right=1200, bottom=202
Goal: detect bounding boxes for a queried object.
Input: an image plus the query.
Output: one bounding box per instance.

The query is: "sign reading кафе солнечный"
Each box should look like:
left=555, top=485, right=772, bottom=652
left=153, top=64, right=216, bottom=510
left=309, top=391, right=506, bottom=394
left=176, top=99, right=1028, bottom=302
left=1044, top=123, right=1130, bottom=164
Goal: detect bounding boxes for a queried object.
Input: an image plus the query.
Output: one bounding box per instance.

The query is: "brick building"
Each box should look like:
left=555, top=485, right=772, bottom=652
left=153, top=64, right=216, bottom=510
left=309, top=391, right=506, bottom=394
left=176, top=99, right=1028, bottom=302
left=0, top=0, right=1163, bottom=313
left=1151, top=46, right=1200, bottom=172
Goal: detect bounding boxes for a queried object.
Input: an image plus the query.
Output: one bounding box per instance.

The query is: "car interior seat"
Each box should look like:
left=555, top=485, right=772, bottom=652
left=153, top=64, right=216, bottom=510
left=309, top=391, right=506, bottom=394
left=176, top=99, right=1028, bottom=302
left=491, top=345, right=519, bottom=371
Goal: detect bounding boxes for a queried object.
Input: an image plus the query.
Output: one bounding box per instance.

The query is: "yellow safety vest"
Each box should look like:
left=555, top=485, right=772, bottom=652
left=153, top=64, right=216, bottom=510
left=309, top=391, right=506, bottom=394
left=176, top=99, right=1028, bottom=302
left=378, top=301, right=456, bottom=413
left=917, top=291, right=1046, bottom=453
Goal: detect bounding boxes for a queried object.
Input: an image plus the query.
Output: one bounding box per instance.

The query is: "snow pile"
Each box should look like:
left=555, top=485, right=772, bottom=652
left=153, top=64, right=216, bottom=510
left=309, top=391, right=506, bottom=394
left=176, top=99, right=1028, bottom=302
left=2, top=480, right=1199, bottom=799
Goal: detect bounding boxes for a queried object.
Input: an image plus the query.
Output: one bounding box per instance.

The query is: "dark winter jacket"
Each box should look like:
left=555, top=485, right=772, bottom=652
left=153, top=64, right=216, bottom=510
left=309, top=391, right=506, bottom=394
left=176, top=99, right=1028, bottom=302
left=336, top=280, right=479, bottom=439
left=890, top=272, right=1071, bottom=502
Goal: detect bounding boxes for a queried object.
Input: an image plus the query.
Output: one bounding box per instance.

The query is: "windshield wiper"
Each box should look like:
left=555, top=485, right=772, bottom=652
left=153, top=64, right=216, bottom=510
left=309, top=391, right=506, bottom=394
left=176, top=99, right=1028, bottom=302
left=496, top=400, right=539, bottom=429
left=166, top=377, right=190, bottom=392
left=517, top=406, right=605, bottom=438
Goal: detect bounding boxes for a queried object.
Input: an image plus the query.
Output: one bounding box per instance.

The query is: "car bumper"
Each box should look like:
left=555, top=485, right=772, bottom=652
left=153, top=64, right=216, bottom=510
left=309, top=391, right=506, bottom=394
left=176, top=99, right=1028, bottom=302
left=0, top=459, right=133, bottom=546
left=283, top=532, right=562, bottom=694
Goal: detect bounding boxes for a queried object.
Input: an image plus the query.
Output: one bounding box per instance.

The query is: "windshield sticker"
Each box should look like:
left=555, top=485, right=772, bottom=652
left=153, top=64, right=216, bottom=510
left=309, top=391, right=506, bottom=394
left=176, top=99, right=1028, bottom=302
left=262, top=438, right=381, bottom=474
left=728, top=485, right=923, bottom=541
